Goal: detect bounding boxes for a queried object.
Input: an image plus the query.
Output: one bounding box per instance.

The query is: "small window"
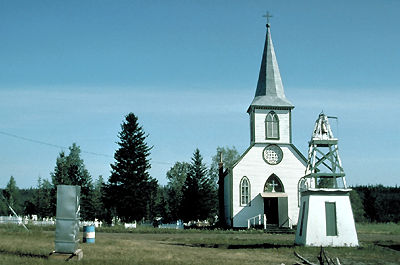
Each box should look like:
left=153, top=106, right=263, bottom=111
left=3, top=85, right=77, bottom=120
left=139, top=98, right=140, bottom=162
left=240, top=177, right=250, bottom=206
left=325, top=202, right=338, bottom=236
left=265, top=111, right=279, bottom=139
left=264, top=174, right=284, bottom=192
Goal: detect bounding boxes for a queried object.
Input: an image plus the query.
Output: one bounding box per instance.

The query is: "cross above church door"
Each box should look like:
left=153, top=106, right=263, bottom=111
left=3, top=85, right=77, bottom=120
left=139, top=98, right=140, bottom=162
left=270, top=179, right=278, bottom=192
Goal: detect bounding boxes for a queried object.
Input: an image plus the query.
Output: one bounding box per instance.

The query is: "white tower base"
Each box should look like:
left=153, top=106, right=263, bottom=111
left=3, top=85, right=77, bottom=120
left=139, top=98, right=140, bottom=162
left=295, top=189, right=359, bottom=247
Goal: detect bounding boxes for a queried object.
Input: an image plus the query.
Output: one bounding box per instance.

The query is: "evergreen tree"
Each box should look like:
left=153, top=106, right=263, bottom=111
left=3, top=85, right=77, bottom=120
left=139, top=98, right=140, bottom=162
left=23, top=198, right=36, bottom=217
left=154, top=186, right=171, bottom=222
left=101, top=180, right=115, bottom=225
left=166, top=162, right=189, bottom=221
left=3, top=176, right=21, bottom=215
left=181, top=149, right=217, bottom=223
left=106, top=113, right=156, bottom=223
left=21, top=187, right=37, bottom=217
left=50, top=143, right=95, bottom=219
left=146, top=178, right=159, bottom=221
left=51, top=151, right=69, bottom=185
left=35, top=177, right=53, bottom=218
left=93, top=176, right=107, bottom=221
left=0, top=189, right=7, bottom=215
left=349, top=189, right=366, bottom=222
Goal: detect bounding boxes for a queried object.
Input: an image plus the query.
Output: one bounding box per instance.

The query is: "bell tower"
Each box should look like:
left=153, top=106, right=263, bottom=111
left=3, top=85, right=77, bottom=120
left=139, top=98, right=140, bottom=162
left=295, top=113, right=359, bottom=247
left=247, top=23, right=294, bottom=145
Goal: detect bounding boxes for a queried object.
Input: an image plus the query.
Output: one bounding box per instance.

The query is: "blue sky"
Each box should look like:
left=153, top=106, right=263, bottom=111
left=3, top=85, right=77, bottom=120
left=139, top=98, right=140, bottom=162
left=0, top=0, right=399, bottom=188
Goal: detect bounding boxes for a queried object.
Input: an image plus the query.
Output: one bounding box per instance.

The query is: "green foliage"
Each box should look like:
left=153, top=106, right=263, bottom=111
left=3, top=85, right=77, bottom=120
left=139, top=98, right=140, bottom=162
left=153, top=186, right=171, bottom=222
left=19, top=188, right=36, bottom=216
left=209, top=146, right=240, bottom=184
left=166, top=161, right=190, bottom=221
left=105, top=113, right=157, bottom=223
left=34, top=177, right=53, bottom=218
left=50, top=143, right=95, bottom=220
left=146, top=178, right=159, bottom=221
left=349, top=189, right=366, bottom=222
left=209, top=146, right=240, bottom=227
left=2, top=176, right=22, bottom=215
left=0, top=192, right=7, bottom=215
left=181, top=149, right=217, bottom=223
left=92, top=176, right=107, bottom=221
left=352, top=185, right=400, bottom=222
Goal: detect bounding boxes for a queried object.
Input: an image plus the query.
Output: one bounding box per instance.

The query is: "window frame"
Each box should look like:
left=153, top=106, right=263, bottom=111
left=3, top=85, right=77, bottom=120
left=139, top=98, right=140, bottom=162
left=265, top=111, right=280, bottom=140
left=264, top=174, right=285, bottom=193
left=240, top=176, right=251, bottom=206
left=325, top=202, right=338, bottom=236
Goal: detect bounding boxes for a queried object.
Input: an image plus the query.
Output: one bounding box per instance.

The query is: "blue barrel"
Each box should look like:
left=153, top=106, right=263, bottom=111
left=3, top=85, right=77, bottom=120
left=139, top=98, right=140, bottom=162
left=83, top=225, right=95, bottom=243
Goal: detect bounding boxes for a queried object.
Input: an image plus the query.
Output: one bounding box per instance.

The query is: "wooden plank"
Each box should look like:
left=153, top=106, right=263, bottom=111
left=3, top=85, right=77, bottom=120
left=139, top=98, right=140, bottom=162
left=49, top=249, right=83, bottom=261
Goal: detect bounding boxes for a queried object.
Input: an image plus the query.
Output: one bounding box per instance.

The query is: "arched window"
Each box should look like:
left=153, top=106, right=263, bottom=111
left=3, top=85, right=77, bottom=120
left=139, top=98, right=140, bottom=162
left=240, top=177, right=250, bottom=206
left=265, top=111, right=279, bottom=139
left=264, top=174, right=284, bottom=193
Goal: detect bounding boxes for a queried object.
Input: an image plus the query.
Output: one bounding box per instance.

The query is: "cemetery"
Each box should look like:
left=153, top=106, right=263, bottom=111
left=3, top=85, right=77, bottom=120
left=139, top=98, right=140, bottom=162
left=1, top=3, right=399, bottom=264
left=1, top=21, right=399, bottom=263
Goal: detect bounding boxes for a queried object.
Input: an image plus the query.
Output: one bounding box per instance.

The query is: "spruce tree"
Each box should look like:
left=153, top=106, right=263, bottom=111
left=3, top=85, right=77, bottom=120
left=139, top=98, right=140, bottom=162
left=93, top=176, right=107, bottom=221
left=35, top=177, right=53, bottom=218
left=3, top=176, right=21, bottom=215
left=50, top=143, right=95, bottom=219
left=106, top=113, right=156, bottom=223
left=154, top=186, right=171, bottom=222
left=181, top=149, right=217, bottom=223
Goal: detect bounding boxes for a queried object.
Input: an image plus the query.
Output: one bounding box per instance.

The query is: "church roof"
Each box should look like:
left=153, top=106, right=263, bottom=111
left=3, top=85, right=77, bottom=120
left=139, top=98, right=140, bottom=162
left=248, top=24, right=293, bottom=111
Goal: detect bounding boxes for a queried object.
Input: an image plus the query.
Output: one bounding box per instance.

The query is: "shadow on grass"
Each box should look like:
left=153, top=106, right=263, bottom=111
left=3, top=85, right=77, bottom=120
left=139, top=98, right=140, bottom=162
left=227, top=243, right=293, bottom=249
left=165, top=242, right=293, bottom=249
left=0, top=249, right=48, bottom=259
left=376, top=243, right=400, bottom=251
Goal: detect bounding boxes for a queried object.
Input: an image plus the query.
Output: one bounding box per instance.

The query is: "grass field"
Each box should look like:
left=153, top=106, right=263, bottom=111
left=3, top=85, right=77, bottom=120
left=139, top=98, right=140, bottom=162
left=0, top=223, right=399, bottom=264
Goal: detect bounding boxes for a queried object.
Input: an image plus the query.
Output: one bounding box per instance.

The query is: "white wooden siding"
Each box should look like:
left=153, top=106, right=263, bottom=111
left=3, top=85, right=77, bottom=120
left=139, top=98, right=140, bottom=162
left=295, top=193, right=359, bottom=247
left=254, top=109, right=290, bottom=144
left=231, top=144, right=306, bottom=227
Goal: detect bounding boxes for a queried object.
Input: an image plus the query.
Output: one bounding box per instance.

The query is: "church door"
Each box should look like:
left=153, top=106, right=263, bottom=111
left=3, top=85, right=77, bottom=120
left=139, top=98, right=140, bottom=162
left=264, top=197, right=279, bottom=224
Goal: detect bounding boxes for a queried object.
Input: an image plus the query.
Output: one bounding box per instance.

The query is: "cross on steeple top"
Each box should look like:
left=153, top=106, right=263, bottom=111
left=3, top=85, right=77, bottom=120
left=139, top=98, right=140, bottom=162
left=262, top=11, right=273, bottom=26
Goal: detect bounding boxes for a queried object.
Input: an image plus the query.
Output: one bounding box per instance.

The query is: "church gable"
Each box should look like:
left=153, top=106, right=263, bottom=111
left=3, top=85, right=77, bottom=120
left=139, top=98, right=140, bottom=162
left=232, top=143, right=306, bottom=171
left=230, top=144, right=306, bottom=227
left=232, top=145, right=305, bottom=197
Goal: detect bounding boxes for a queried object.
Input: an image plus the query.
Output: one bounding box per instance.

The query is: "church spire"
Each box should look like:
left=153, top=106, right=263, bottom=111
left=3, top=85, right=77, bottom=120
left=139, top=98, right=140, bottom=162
left=248, top=23, right=293, bottom=112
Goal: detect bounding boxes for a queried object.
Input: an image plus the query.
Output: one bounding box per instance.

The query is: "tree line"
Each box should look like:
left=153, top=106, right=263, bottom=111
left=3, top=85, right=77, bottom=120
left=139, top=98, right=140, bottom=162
left=1, top=112, right=399, bottom=225
left=0, top=113, right=239, bottom=225
left=350, top=185, right=400, bottom=223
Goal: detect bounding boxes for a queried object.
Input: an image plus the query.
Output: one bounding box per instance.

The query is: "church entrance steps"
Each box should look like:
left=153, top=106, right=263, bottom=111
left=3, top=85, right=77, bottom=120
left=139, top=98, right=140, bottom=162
left=264, top=224, right=295, bottom=234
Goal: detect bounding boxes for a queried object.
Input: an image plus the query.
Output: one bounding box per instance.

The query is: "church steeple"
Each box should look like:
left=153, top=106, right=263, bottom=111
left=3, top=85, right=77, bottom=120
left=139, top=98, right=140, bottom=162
left=248, top=23, right=293, bottom=112
left=248, top=22, right=294, bottom=145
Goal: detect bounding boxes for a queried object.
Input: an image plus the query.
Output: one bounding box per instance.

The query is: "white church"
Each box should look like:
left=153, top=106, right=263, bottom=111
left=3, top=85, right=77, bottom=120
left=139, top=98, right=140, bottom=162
left=223, top=23, right=307, bottom=228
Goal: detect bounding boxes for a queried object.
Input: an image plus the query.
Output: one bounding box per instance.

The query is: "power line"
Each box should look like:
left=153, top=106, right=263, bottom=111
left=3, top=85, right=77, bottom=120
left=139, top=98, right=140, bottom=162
left=0, top=130, right=112, bottom=158
left=0, top=130, right=174, bottom=165
left=0, top=130, right=66, bottom=149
